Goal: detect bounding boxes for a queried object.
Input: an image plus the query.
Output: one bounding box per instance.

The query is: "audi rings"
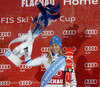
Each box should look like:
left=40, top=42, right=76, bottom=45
left=41, top=30, right=54, bottom=36
left=19, top=80, right=32, bottom=85
left=84, top=79, right=98, bottom=84
left=84, top=46, right=98, bottom=51
left=0, top=81, right=11, bottom=86
left=0, top=64, right=11, bottom=70
left=0, top=48, right=8, bottom=53
left=84, top=62, right=98, bottom=68
left=19, top=64, right=32, bottom=69
left=63, top=30, right=76, bottom=35
left=85, top=29, right=98, bottom=35
left=41, top=47, right=50, bottom=52
left=0, top=32, right=11, bottom=37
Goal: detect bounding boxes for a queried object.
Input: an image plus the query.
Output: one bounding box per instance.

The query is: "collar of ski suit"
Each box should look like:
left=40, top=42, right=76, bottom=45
left=52, top=53, right=59, bottom=57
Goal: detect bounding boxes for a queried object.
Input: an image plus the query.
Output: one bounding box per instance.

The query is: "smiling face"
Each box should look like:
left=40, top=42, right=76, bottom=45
left=50, top=43, right=61, bottom=54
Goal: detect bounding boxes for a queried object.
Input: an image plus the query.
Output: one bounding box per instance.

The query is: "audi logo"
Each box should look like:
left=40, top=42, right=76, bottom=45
left=0, top=64, right=11, bottom=69
left=84, top=62, right=98, bottom=68
left=19, top=64, right=32, bottom=69
left=63, top=30, right=76, bottom=35
left=63, top=46, right=76, bottom=52
left=84, top=79, right=98, bottom=84
left=41, top=47, right=50, bottom=52
left=0, top=81, right=11, bottom=86
left=0, top=32, right=11, bottom=37
left=41, top=30, right=54, bottom=36
left=0, top=48, right=8, bottom=53
left=85, top=29, right=98, bottom=35
left=19, top=80, right=32, bottom=85
left=84, top=46, right=98, bottom=51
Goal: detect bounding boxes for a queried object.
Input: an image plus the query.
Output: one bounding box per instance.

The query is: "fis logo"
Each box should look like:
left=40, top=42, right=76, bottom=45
left=84, top=79, right=98, bottom=84
left=41, top=30, right=54, bottom=36
left=84, top=46, right=98, bottom=51
left=84, top=62, right=98, bottom=68
left=0, top=64, right=11, bottom=70
left=19, top=80, right=32, bottom=85
left=0, top=81, right=11, bottom=86
left=19, top=64, right=32, bottom=69
left=85, top=29, right=98, bottom=37
left=41, top=47, right=50, bottom=52
left=63, top=30, right=76, bottom=35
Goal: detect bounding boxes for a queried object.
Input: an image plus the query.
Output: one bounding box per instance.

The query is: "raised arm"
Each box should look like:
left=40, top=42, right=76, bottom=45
left=24, top=49, right=47, bottom=67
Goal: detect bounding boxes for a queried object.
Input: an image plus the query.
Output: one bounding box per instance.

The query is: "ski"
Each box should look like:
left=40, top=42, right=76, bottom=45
left=65, top=46, right=74, bottom=87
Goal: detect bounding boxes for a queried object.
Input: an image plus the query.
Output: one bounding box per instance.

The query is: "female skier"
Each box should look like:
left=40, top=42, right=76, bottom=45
left=24, top=35, right=77, bottom=87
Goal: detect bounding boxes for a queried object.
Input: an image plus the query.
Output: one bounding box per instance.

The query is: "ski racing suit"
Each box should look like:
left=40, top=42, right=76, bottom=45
left=25, top=53, right=77, bottom=87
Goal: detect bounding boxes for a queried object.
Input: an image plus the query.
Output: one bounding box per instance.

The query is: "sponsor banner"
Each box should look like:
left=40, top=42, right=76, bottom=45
left=0, top=0, right=100, bottom=87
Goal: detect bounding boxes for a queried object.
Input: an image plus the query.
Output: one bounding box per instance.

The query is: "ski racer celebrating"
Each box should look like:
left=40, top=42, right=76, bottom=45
left=24, top=35, right=77, bottom=87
